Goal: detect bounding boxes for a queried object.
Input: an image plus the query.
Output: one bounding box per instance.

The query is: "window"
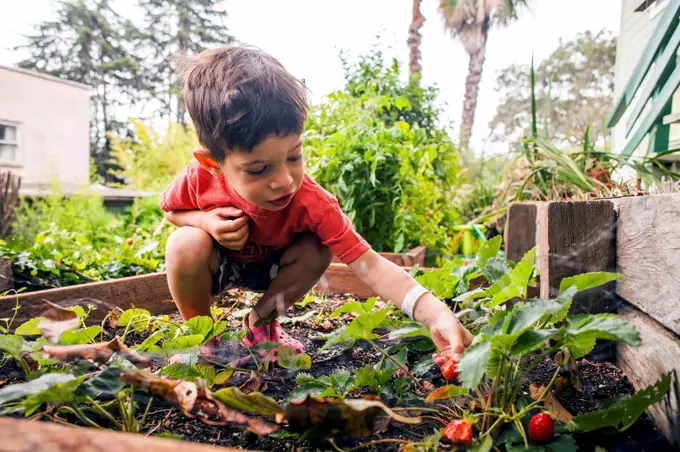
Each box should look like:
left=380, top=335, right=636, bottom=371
left=0, top=123, right=18, bottom=163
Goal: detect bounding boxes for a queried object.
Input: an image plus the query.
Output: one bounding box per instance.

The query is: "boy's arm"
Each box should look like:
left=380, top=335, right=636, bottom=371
left=165, top=208, right=249, bottom=251
left=348, top=249, right=473, bottom=363
left=164, top=210, right=210, bottom=229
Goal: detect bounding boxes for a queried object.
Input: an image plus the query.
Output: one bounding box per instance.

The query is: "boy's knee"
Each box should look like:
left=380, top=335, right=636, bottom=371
left=166, top=226, right=215, bottom=272
left=296, top=234, right=332, bottom=274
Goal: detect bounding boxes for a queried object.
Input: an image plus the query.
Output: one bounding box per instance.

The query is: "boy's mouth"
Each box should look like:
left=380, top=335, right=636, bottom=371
left=270, top=193, right=294, bottom=207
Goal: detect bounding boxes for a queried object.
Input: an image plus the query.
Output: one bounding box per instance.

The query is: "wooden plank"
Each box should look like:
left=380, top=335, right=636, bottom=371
left=536, top=200, right=617, bottom=314
left=0, top=257, right=12, bottom=292
left=331, top=248, right=426, bottom=267
left=617, top=307, right=680, bottom=447
left=0, top=260, right=419, bottom=324
left=504, top=202, right=540, bottom=263
left=0, top=273, right=175, bottom=325
left=614, top=193, right=680, bottom=335
left=404, top=246, right=427, bottom=267
left=0, top=417, right=249, bottom=452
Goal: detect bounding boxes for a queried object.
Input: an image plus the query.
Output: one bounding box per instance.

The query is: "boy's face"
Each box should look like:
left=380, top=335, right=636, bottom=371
left=213, top=134, right=305, bottom=211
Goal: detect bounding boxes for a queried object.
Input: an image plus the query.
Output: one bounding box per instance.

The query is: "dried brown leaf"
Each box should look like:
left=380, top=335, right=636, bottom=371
left=239, top=371, right=266, bottom=393
left=120, top=372, right=278, bottom=436
left=187, top=388, right=279, bottom=435
left=529, top=384, right=574, bottom=423
left=37, top=301, right=80, bottom=343
left=42, top=337, right=152, bottom=368
left=121, top=372, right=198, bottom=412
left=281, top=396, right=421, bottom=438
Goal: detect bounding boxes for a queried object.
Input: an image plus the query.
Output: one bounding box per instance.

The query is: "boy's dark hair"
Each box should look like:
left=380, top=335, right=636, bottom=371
left=179, top=43, right=308, bottom=161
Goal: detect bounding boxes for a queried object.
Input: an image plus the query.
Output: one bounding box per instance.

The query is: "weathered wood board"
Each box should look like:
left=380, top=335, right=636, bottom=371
left=0, top=417, right=249, bottom=452
left=614, top=193, right=680, bottom=336
left=504, top=202, right=540, bottom=263
left=0, top=273, right=176, bottom=325
left=536, top=200, right=617, bottom=313
left=0, top=263, right=417, bottom=325
left=617, top=307, right=680, bottom=447
left=331, top=246, right=426, bottom=267
left=0, top=256, right=11, bottom=292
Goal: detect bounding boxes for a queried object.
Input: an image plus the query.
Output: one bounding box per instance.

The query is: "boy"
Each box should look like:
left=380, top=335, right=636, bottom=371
left=160, top=43, right=472, bottom=368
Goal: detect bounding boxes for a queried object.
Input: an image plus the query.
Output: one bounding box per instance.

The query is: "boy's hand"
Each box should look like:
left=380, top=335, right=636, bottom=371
left=203, top=207, right=249, bottom=250
left=423, top=305, right=473, bottom=367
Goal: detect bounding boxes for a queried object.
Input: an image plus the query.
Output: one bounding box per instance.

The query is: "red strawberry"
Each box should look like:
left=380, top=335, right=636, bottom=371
left=440, top=358, right=458, bottom=381
left=443, top=419, right=472, bottom=446
left=528, top=412, right=554, bottom=442
left=126, top=238, right=134, bottom=246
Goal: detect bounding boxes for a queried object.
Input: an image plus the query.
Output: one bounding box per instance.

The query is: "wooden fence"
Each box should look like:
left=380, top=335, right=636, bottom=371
left=505, top=193, right=680, bottom=446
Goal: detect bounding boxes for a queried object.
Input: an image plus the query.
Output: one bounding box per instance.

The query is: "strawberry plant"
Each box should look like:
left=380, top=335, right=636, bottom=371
left=411, top=244, right=671, bottom=450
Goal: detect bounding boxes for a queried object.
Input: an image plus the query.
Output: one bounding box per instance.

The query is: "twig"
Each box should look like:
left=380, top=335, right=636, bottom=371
left=144, top=409, right=173, bottom=436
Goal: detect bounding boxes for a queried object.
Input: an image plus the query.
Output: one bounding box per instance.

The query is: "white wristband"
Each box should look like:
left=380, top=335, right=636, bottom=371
left=401, top=285, right=429, bottom=319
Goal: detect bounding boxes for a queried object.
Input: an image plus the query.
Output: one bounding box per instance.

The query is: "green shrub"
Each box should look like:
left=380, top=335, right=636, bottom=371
left=12, top=190, right=120, bottom=244
left=109, top=119, right=198, bottom=191
left=1, top=219, right=172, bottom=289
left=4, top=186, right=171, bottom=290
left=305, top=90, right=460, bottom=252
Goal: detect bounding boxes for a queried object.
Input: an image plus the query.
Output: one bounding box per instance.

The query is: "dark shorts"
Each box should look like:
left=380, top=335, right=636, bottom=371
left=211, top=238, right=285, bottom=296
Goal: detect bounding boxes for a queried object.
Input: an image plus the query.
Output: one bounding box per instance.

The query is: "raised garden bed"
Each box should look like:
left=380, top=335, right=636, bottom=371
left=0, top=240, right=674, bottom=451
left=504, top=193, right=680, bottom=447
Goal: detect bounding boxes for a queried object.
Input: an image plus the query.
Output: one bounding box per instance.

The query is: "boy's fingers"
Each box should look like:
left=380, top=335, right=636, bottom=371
left=222, top=215, right=248, bottom=231
left=214, top=207, right=243, bottom=218
left=432, top=353, right=447, bottom=367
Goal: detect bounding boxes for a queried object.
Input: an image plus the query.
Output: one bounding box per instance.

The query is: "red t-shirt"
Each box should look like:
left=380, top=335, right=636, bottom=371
left=160, top=159, right=371, bottom=264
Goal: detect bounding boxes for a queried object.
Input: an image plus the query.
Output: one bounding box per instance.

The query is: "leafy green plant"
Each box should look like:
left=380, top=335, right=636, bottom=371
left=496, top=59, right=680, bottom=205
left=411, top=244, right=669, bottom=449
left=109, top=119, right=198, bottom=192
left=305, top=49, right=461, bottom=253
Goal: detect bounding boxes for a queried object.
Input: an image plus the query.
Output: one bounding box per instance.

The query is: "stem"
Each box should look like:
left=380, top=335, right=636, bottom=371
left=367, top=339, right=426, bottom=393
left=15, top=357, right=32, bottom=380
left=85, top=397, right=123, bottom=429
left=512, top=404, right=529, bottom=449
left=481, top=414, right=508, bottom=438
left=512, top=367, right=561, bottom=421
left=140, top=395, right=153, bottom=427
left=64, top=405, right=106, bottom=430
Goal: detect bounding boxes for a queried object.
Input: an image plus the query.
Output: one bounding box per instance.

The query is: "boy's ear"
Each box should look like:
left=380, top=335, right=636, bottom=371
left=194, top=149, right=223, bottom=176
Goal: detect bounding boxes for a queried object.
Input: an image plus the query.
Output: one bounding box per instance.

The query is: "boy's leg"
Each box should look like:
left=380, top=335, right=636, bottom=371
left=247, top=234, right=332, bottom=329
left=165, top=226, right=219, bottom=320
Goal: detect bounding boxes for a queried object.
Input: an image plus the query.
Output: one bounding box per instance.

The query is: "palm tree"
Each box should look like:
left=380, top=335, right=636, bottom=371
left=439, top=0, right=529, bottom=152
left=408, top=0, right=426, bottom=78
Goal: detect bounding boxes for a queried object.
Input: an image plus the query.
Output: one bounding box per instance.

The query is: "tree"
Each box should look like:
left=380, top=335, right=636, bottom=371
left=489, top=29, right=616, bottom=146
left=16, top=0, right=145, bottom=182
left=439, top=0, right=529, bottom=152
left=408, top=0, right=425, bottom=78
left=138, top=0, right=234, bottom=125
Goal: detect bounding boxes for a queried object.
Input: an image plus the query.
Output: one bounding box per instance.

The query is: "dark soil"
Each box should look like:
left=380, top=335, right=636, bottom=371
left=0, top=291, right=675, bottom=451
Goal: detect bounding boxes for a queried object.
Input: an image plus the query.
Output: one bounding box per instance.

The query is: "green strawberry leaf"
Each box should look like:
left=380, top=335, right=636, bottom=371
left=559, top=272, right=621, bottom=294
left=59, top=326, right=102, bottom=345
left=477, top=236, right=502, bottom=267
left=118, top=308, right=151, bottom=327
left=182, top=316, right=214, bottom=340
left=277, top=347, right=312, bottom=371
left=570, top=374, right=670, bottom=432
left=15, top=317, right=46, bottom=336
left=562, top=314, right=640, bottom=359
left=458, top=341, right=492, bottom=389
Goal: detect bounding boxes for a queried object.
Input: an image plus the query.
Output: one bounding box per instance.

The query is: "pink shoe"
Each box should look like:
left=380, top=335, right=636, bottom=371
left=241, top=312, right=305, bottom=360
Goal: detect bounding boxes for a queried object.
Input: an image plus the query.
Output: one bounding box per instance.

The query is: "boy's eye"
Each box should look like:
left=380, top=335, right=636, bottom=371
left=246, top=166, right=268, bottom=176
left=288, top=154, right=302, bottom=162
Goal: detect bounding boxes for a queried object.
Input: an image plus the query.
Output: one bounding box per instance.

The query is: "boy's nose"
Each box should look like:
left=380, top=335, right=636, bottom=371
left=270, top=169, right=294, bottom=191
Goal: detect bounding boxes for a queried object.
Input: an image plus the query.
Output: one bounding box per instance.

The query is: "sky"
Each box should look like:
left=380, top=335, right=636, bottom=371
left=0, top=0, right=622, bottom=154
